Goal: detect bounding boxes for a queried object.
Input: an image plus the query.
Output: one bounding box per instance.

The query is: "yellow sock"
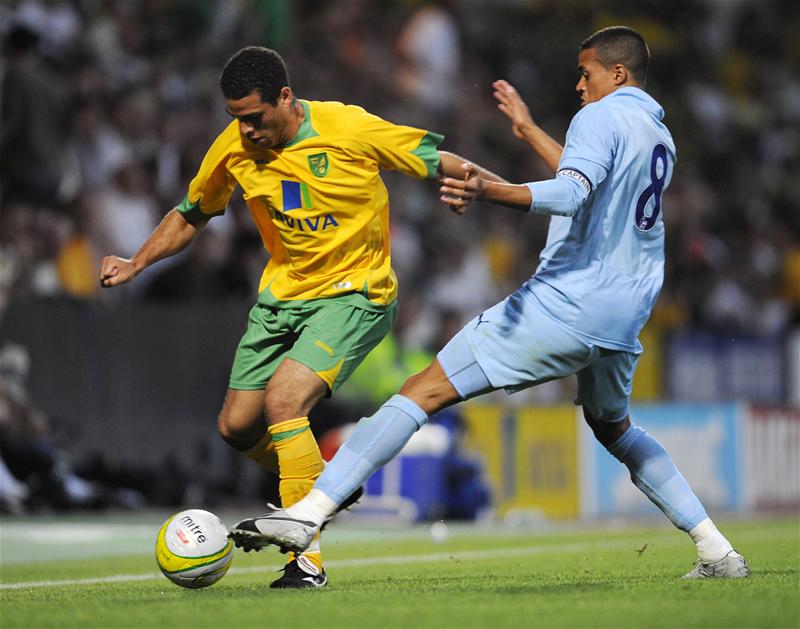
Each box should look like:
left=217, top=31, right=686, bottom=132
left=242, top=431, right=278, bottom=474
left=268, top=416, right=325, bottom=572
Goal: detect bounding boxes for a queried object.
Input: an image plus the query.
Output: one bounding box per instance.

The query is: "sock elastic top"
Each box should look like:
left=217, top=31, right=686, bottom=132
left=268, top=416, right=310, bottom=440
left=384, top=394, right=428, bottom=429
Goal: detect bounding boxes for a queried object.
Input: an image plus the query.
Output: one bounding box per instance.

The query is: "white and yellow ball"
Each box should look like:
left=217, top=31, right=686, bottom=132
left=155, top=509, right=233, bottom=589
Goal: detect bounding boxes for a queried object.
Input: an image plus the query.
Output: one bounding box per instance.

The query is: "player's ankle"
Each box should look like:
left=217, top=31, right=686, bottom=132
left=689, top=518, right=734, bottom=563
left=285, top=489, right=337, bottom=527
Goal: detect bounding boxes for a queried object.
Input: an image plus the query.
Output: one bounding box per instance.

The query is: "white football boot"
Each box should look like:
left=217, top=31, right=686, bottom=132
left=683, top=551, right=751, bottom=579
left=229, top=504, right=320, bottom=554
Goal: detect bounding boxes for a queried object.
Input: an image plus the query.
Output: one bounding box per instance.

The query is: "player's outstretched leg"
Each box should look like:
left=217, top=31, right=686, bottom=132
left=229, top=394, right=428, bottom=554
left=602, top=420, right=750, bottom=578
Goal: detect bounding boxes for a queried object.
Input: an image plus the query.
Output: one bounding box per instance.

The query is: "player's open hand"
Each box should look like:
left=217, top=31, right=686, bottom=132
left=99, top=255, right=139, bottom=287
left=440, top=163, right=483, bottom=215
left=493, top=80, right=536, bottom=141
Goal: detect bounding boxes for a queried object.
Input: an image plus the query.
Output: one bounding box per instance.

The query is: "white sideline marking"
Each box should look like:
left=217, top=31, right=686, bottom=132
left=0, top=537, right=669, bottom=591
left=2, top=525, right=154, bottom=544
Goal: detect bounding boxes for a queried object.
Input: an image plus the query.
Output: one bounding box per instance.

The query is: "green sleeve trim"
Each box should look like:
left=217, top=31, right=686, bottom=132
left=177, top=195, right=225, bottom=225
left=411, top=131, right=445, bottom=179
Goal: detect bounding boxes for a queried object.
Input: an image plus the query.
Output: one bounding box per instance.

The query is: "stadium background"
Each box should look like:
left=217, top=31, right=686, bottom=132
left=0, top=0, right=797, bottom=525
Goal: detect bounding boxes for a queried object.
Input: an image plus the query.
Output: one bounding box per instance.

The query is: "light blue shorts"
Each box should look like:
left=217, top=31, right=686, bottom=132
left=437, top=286, right=639, bottom=422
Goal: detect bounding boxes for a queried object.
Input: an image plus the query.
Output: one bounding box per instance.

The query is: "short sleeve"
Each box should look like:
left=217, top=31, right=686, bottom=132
left=348, top=106, right=444, bottom=179
left=177, top=125, right=238, bottom=225
left=557, top=102, right=618, bottom=192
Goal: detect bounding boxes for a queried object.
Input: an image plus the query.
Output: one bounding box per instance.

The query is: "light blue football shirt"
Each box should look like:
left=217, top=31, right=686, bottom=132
left=525, top=87, right=676, bottom=352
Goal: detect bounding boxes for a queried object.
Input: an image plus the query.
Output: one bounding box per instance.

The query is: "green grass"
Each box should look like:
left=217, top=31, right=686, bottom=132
left=1, top=516, right=798, bottom=628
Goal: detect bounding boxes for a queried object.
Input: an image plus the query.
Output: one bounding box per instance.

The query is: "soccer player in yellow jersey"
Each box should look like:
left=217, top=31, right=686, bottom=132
left=99, top=46, right=505, bottom=588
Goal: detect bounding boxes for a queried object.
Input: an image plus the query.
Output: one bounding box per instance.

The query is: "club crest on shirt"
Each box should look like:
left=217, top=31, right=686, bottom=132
left=307, top=152, right=329, bottom=177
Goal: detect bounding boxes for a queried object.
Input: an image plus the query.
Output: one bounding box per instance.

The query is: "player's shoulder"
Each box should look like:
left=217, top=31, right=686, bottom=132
left=604, top=87, right=666, bottom=123
left=306, top=100, right=375, bottom=129
left=306, top=99, right=364, bottom=114
left=568, top=98, right=618, bottom=138
left=213, top=119, right=242, bottom=143
left=575, top=91, right=628, bottom=122
left=203, top=120, right=244, bottom=163
left=572, top=88, right=664, bottom=133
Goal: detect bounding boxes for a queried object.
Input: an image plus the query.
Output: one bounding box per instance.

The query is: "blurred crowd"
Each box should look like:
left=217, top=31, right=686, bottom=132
left=2, top=0, right=798, bottom=336
left=1, top=0, right=798, bottom=513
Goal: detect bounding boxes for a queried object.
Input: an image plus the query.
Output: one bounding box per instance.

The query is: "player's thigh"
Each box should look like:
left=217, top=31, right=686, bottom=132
left=229, top=303, right=296, bottom=391
left=286, top=298, right=397, bottom=395
left=436, top=326, right=495, bottom=400
left=575, top=349, right=640, bottom=422
left=449, top=288, right=595, bottom=395
left=264, top=358, right=329, bottom=422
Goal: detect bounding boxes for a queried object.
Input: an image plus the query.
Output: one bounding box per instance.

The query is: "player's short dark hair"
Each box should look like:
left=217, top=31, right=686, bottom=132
left=580, top=26, right=650, bottom=86
left=219, top=46, right=290, bottom=104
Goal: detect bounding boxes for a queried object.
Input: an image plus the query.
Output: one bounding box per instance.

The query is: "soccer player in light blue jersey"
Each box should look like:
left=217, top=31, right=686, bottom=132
left=230, top=26, right=750, bottom=579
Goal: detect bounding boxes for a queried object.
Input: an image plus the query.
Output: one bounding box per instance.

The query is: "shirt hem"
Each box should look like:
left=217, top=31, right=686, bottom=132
left=257, top=285, right=395, bottom=313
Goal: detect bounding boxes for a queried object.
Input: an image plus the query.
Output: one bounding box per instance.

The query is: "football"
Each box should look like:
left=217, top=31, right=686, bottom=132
left=155, top=509, right=234, bottom=589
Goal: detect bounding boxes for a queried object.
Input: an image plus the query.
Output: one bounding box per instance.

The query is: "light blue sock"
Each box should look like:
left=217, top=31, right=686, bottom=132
left=316, top=394, right=428, bottom=504
left=607, top=424, right=708, bottom=531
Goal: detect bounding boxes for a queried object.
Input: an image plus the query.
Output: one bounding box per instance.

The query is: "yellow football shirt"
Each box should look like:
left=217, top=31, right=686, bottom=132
left=178, top=100, right=443, bottom=306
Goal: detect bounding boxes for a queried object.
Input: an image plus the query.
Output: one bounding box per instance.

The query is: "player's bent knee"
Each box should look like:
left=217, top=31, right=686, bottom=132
left=583, top=408, right=631, bottom=448
left=218, top=411, right=264, bottom=451
left=217, top=413, right=242, bottom=448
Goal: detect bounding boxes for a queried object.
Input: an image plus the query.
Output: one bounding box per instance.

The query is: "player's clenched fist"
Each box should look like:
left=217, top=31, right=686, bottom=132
left=99, top=255, right=138, bottom=287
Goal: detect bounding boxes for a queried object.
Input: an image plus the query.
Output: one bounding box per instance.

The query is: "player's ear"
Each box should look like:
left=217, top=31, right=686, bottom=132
left=613, top=64, right=628, bottom=86
left=278, top=86, right=293, bottom=107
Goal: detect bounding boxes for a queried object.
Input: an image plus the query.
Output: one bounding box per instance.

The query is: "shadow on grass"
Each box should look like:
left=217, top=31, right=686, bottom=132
left=331, top=575, right=619, bottom=595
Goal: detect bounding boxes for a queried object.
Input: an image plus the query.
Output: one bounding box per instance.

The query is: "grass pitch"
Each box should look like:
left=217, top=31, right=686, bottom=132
left=1, top=515, right=797, bottom=628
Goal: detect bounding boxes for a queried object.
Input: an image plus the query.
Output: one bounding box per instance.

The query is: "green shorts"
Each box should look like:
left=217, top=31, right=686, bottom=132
left=229, top=293, right=397, bottom=393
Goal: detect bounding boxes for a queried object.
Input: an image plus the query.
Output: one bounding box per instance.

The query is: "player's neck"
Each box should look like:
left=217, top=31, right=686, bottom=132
left=284, top=98, right=305, bottom=143
left=614, top=80, right=642, bottom=93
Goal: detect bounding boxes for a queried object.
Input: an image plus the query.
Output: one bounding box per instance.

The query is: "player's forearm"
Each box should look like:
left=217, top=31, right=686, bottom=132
left=131, top=208, right=203, bottom=272
left=480, top=181, right=532, bottom=213
left=517, top=123, right=564, bottom=175
left=438, top=151, right=508, bottom=184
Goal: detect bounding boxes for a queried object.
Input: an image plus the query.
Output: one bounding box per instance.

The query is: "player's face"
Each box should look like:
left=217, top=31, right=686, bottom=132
left=225, top=88, right=296, bottom=149
left=575, top=48, right=619, bottom=107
